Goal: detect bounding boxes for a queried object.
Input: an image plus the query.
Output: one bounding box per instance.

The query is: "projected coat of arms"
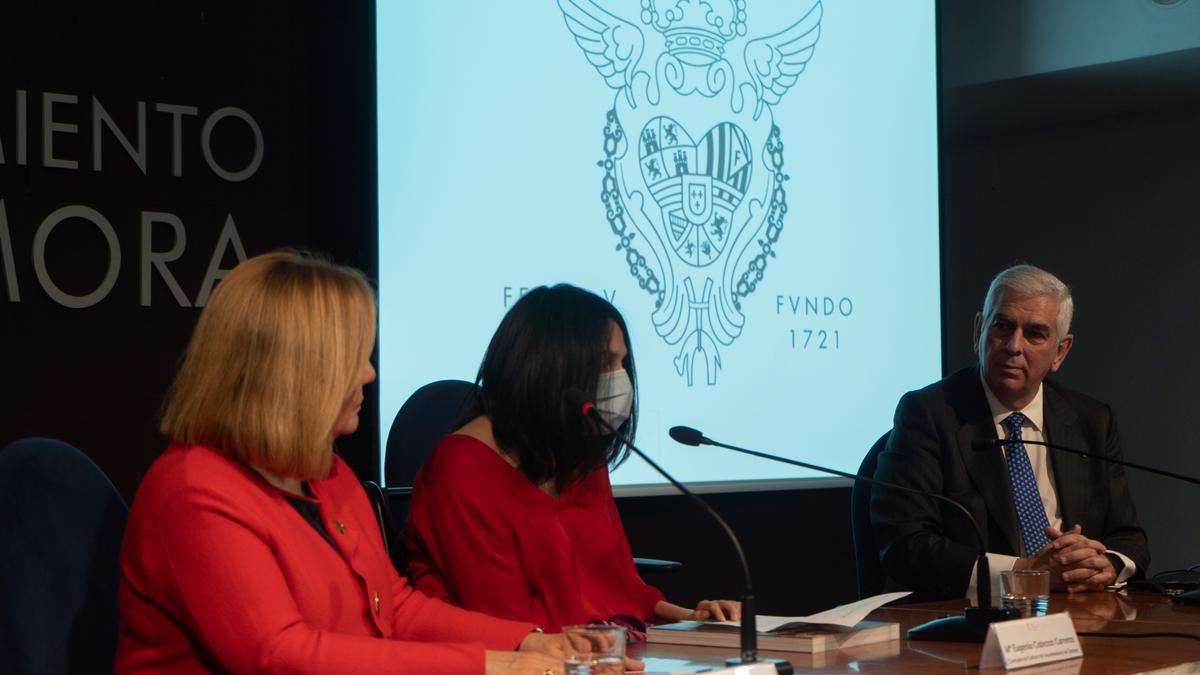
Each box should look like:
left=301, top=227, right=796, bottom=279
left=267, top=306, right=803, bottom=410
left=558, top=0, right=822, bottom=385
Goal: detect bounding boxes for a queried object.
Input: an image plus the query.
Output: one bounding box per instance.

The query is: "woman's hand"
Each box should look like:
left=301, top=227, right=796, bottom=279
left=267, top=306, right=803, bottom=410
left=517, top=631, right=567, bottom=659
left=656, top=599, right=742, bottom=622
left=684, top=599, right=741, bottom=622
left=485, top=649, right=562, bottom=675
left=519, top=630, right=645, bottom=672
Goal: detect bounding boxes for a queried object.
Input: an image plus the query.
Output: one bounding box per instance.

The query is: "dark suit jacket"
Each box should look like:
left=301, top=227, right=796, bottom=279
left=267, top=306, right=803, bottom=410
left=870, top=366, right=1150, bottom=600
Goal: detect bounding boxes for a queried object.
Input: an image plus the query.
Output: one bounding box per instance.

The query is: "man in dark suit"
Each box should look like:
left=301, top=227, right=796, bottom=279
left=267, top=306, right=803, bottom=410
left=871, top=264, right=1149, bottom=600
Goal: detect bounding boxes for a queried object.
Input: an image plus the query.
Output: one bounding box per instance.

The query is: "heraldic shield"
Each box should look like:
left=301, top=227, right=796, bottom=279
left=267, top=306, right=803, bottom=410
left=559, top=0, right=822, bottom=385
left=638, top=117, right=752, bottom=269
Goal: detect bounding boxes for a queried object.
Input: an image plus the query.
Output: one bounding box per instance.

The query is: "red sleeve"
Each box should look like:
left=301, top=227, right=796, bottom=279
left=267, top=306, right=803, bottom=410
left=603, top=478, right=666, bottom=622
left=405, top=520, right=454, bottom=602
left=390, top=577, right=534, bottom=650
left=146, top=486, right=492, bottom=674
left=408, top=473, right=546, bottom=628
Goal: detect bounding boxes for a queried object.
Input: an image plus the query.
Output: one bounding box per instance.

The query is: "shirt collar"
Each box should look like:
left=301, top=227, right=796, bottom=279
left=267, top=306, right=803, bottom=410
left=980, top=369, right=1045, bottom=433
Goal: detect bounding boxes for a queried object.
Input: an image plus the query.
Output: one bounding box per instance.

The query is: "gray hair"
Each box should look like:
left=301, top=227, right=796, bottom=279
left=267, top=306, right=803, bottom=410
left=981, top=264, right=1074, bottom=340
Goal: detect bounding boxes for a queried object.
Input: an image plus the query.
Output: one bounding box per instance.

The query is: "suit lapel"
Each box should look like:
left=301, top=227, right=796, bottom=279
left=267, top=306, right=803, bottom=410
left=1043, top=382, right=1084, bottom=528
left=952, top=370, right=1022, bottom=555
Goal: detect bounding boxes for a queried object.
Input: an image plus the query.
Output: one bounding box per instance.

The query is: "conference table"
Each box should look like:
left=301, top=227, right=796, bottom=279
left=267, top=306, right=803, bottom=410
left=637, top=591, right=1200, bottom=673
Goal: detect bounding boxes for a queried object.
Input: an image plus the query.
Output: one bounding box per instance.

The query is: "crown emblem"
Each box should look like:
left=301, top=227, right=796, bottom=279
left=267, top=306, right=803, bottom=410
left=640, top=0, right=746, bottom=66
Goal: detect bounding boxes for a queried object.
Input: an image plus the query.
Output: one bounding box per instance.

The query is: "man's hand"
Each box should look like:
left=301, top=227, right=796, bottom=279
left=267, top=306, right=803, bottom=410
left=1047, top=524, right=1116, bottom=592
left=1016, top=525, right=1115, bottom=592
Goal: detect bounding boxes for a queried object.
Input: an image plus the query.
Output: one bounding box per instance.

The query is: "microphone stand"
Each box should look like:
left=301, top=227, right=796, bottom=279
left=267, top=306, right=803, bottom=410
left=574, top=399, right=792, bottom=673
left=976, top=438, right=1200, bottom=486
left=670, top=426, right=1019, bottom=643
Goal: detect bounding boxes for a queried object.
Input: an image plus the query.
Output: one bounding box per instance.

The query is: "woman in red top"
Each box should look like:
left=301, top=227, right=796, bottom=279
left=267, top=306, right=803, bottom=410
left=117, top=251, right=564, bottom=674
left=407, top=284, right=740, bottom=635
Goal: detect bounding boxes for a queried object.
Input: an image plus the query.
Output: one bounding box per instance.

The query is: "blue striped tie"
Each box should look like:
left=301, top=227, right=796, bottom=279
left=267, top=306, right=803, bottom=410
left=1003, top=412, right=1050, bottom=556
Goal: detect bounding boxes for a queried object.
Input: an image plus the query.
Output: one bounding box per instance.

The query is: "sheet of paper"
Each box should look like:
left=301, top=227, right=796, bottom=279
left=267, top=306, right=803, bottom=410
left=708, top=591, right=911, bottom=631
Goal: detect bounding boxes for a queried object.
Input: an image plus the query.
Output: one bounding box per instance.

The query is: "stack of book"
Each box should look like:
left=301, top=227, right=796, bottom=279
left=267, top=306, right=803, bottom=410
left=646, top=591, right=909, bottom=654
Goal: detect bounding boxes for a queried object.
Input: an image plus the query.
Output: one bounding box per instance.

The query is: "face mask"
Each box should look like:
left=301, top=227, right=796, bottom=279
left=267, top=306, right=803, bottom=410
left=595, top=368, right=633, bottom=431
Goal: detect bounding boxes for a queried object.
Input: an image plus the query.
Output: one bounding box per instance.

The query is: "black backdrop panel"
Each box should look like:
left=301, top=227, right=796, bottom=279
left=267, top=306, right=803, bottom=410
left=0, top=1, right=379, bottom=500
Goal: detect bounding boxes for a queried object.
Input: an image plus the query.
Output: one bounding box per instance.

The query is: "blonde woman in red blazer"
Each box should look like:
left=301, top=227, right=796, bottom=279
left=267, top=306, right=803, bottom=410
left=116, top=251, right=565, bottom=675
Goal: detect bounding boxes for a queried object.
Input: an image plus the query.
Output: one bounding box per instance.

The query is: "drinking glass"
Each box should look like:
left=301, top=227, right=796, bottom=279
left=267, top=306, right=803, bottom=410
left=1000, top=569, right=1051, bottom=617
left=563, top=624, right=625, bottom=675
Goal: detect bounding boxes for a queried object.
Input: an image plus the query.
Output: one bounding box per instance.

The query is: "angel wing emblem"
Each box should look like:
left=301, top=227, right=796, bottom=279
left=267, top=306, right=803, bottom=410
left=743, top=2, right=822, bottom=119
left=558, top=0, right=646, bottom=107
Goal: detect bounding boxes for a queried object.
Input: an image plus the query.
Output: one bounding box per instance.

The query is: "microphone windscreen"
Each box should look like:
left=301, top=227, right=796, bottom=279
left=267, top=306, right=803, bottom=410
left=971, top=438, right=1000, bottom=452
left=563, top=388, right=593, bottom=417
left=668, top=425, right=705, bottom=447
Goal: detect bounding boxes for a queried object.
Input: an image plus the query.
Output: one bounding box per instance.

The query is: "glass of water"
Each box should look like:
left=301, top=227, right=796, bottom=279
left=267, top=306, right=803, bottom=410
left=564, top=624, right=626, bottom=675
left=1000, top=569, right=1051, bottom=617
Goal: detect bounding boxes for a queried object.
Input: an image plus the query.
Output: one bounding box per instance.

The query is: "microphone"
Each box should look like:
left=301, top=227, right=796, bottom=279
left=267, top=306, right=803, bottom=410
left=668, top=425, right=704, bottom=447
left=972, top=438, right=1200, bottom=486
left=566, top=393, right=792, bottom=674
left=669, top=425, right=1019, bottom=643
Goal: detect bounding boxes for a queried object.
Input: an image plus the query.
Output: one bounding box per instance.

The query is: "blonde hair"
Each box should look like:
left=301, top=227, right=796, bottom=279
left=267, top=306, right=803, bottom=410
left=161, top=250, right=376, bottom=479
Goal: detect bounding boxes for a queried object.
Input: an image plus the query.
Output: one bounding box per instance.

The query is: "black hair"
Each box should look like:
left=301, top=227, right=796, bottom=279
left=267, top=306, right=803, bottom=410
left=470, top=284, right=636, bottom=489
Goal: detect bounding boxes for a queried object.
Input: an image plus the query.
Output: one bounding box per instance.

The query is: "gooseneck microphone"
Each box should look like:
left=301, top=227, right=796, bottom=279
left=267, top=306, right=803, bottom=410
left=972, top=438, right=1200, bottom=486
left=669, top=425, right=1020, bottom=643
left=566, top=393, right=792, bottom=674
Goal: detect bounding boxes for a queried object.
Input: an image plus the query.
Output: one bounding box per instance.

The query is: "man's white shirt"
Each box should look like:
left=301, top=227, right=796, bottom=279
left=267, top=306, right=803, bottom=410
left=966, top=378, right=1136, bottom=596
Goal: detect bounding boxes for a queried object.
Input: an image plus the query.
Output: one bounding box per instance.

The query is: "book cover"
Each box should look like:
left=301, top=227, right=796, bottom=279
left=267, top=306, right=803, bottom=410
left=646, top=620, right=899, bottom=654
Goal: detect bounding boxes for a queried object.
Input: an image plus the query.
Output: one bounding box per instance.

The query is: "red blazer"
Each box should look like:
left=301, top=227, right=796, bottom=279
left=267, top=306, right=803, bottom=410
left=117, top=443, right=534, bottom=674
left=407, top=435, right=664, bottom=633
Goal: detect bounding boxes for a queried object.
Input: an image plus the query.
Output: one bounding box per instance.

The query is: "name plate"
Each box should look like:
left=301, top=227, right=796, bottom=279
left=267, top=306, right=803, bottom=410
left=979, top=613, right=1082, bottom=670
left=641, top=659, right=783, bottom=675
left=683, top=665, right=779, bottom=675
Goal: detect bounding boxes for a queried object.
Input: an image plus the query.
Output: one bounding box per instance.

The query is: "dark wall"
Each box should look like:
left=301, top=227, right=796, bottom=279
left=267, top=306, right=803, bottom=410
left=619, top=487, right=857, bottom=616
left=0, top=1, right=379, bottom=501
left=940, top=103, right=1200, bottom=573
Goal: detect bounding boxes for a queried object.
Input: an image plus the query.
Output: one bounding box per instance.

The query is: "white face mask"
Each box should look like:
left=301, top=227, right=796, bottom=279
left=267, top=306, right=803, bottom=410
left=595, top=368, right=633, bottom=431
